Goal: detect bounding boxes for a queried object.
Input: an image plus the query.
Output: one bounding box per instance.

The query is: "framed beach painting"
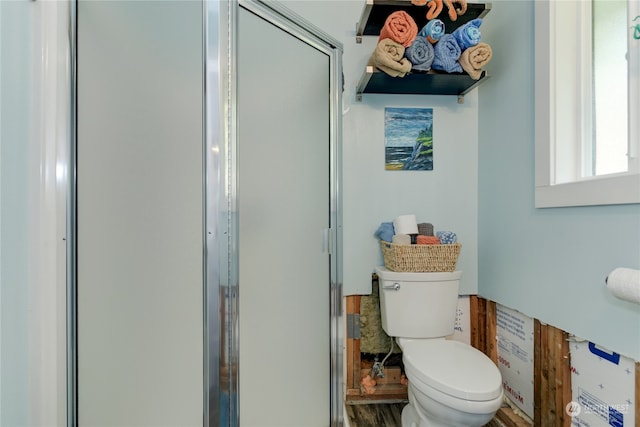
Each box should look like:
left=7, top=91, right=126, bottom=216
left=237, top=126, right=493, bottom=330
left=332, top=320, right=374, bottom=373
left=384, top=107, right=433, bottom=171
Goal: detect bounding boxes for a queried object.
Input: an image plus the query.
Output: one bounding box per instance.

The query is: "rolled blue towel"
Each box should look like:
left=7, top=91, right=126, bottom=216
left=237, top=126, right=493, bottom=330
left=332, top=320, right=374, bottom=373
left=405, top=37, right=435, bottom=71
left=452, top=18, right=482, bottom=50
left=418, top=19, right=445, bottom=44
left=375, top=222, right=395, bottom=243
left=436, top=231, right=457, bottom=244
left=431, top=34, right=463, bottom=73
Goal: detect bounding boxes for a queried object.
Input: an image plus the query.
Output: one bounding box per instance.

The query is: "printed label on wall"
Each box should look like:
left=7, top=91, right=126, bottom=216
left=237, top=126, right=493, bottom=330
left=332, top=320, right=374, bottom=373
left=569, top=340, right=635, bottom=427
left=496, top=304, right=535, bottom=419
left=447, top=296, right=470, bottom=345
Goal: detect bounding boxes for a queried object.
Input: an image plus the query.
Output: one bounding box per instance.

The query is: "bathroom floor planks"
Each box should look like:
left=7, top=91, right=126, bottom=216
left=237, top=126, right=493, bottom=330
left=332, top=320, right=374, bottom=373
left=345, top=402, right=405, bottom=427
left=345, top=402, right=506, bottom=427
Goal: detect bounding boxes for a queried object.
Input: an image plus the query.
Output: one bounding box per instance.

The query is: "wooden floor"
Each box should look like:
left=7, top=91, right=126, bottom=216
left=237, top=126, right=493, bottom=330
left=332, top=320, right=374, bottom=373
left=345, top=402, right=406, bottom=427
left=345, top=402, right=508, bottom=427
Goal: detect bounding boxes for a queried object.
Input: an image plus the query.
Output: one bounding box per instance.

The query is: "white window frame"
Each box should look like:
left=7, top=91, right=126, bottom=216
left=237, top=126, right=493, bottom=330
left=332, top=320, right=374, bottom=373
left=535, top=0, right=640, bottom=208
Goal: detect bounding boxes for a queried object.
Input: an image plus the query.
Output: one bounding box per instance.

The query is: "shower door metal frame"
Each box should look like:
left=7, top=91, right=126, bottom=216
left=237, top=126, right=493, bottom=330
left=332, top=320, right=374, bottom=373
left=66, top=0, right=343, bottom=425
left=204, top=1, right=344, bottom=426
left=67, top=0, right=78, bottom=425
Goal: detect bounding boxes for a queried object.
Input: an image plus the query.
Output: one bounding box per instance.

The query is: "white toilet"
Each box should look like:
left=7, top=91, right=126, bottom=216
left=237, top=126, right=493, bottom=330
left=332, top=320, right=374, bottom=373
left=375, top=267, right=504, bottom=427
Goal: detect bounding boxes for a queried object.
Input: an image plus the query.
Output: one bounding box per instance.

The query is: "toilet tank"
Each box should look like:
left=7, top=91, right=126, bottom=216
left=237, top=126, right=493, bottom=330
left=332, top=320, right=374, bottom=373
left=375, top=267, right=462, bottom=338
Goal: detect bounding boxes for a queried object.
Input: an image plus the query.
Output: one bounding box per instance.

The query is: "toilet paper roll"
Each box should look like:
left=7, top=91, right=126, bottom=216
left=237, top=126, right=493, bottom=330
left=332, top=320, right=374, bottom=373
left=393, top=214, right=419, bottom=235
left=606, top=268, right=640, bottom=304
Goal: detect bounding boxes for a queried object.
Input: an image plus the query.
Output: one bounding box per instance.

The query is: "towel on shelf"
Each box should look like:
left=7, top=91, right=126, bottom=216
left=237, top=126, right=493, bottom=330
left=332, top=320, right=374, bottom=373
left=431, top=34, right=463, bottom=73
left=459, top=42, right=492, bottom=80
left=418, top=19, right=446, bottom=44
left=452, top=18, right=482, bottom=50
left=417, top=235, right=440, bottom=245
left=392, top=234, right=412, bottom=245
left=436, top=231, right=457, bottom=244
left=374, top=222, right=395, bottom=242
left=444, top=0, right=468, bottom=21
left=378, top=11, right=418, bottom=48
left=417, top=222, right=434, bottom=236
left=369, top=38, right=412, bottom=77
left=426, top=0, right=444, bottom=20
left=405, top=37, right=435, bottom=71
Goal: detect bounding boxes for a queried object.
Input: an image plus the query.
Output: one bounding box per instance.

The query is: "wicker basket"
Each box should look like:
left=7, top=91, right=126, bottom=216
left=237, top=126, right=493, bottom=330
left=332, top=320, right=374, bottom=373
left=380, top=241, right=461, bottom=272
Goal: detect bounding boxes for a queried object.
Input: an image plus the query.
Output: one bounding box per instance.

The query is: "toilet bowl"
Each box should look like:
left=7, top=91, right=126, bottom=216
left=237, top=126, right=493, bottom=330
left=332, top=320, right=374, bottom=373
left=374, top=267, right=504, bottom=427
left=399, top=338, right=503, bottom=427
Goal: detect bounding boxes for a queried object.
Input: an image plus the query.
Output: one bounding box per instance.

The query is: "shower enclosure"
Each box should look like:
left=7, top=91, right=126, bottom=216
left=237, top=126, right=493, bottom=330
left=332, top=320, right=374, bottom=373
left=1, top=0, right=343, bottom=425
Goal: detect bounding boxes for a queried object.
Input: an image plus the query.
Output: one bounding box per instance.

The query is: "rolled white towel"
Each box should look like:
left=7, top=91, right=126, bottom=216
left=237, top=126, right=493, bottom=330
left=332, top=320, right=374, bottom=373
left=392, top=234, right=412, bottom=245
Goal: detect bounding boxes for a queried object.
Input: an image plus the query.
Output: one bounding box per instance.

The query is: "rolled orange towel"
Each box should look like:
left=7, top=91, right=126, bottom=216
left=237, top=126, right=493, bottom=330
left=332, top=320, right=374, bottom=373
left=378, top=11, right=418, bottom=48
left=417, top=235, right=440, bottom=245
left=459, top=42, right=492, bottom=80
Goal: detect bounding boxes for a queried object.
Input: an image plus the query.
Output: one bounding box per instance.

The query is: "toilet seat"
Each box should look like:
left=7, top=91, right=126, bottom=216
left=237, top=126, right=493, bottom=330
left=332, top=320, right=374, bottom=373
left=402, top=339, right=502, bottom=401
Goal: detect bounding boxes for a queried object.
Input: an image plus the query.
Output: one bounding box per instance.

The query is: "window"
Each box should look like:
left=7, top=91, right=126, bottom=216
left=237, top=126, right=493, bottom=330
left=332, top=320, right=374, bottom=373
left=592, top=0, right=628, bottom=176
left=535, top=0, right=640, bottom=208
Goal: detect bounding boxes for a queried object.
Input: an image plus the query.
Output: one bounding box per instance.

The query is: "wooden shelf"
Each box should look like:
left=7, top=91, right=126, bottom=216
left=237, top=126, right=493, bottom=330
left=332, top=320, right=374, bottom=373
left=355, top=1, right=492, bottom=102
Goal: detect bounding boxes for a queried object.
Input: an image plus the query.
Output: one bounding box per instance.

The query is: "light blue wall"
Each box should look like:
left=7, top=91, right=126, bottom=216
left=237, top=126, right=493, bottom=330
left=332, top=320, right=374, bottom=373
left=287, top=0, right=640, bottom=360
left=0, top=0, right=31, bottom=424
left=2, top=9, right=637, bottom=426
left=478, top=0, right=640, bottom=360
left=284, top=0, right=480, bottom=296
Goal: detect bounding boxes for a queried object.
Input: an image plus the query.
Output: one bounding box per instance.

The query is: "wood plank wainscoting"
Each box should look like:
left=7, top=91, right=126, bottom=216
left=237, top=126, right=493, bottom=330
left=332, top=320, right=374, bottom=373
left=345, top=289, right=640, bottom=427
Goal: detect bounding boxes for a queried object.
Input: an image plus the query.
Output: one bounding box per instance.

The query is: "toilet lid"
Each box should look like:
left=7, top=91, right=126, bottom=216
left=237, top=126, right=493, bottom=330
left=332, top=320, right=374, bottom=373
left=403, top=340, right=502, bottom=401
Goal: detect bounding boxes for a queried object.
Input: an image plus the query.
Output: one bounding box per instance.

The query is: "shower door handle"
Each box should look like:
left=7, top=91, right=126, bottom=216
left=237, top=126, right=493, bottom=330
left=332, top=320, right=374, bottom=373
left=321, top=228, right=332, bottom=254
